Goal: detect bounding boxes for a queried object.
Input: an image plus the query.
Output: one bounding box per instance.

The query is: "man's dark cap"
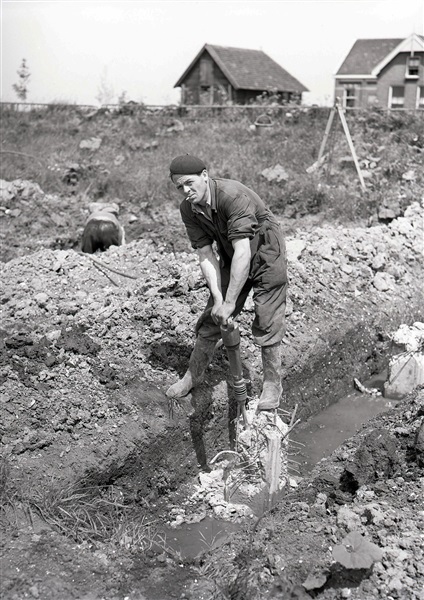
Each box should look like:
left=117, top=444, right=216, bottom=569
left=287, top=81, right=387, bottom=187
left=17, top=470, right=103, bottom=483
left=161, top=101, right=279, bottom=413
left=169, top=154, right=206, bottom=175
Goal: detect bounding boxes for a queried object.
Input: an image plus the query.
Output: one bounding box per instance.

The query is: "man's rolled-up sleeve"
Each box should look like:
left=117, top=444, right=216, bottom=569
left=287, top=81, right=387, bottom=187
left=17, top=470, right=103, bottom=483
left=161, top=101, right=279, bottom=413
left=180, top=203, right=213, bottom=249
left=225, top=193, right=259, bottom=241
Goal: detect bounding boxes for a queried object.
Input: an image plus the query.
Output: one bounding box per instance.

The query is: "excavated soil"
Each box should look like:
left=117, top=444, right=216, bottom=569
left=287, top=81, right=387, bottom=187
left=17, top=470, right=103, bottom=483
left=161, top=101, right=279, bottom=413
left=0, top=179, right=423, bottom=600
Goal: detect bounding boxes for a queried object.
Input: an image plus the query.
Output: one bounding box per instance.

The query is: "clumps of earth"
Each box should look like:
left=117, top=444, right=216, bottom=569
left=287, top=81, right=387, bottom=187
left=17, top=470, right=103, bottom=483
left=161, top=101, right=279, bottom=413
left=0, top=179, right=423, bottom=600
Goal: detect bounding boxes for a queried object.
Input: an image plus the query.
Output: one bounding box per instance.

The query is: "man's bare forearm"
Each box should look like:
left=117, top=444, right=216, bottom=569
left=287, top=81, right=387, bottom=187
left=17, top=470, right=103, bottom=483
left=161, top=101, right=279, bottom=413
left=197, top=240, right=251, bottom=326
left=225, top=238, right=251, bottom=305
left=197, top=245, right=223, bottom=303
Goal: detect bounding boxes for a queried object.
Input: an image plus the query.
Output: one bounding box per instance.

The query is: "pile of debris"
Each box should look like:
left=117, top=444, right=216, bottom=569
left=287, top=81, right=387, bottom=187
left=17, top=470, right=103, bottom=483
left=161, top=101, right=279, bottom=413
left=384, top=322, right=424, bottom=399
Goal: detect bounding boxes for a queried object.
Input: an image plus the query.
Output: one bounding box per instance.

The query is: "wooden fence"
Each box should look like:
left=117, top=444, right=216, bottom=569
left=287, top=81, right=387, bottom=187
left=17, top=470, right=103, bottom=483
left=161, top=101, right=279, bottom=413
left=1, top=101, right=423, bottom=114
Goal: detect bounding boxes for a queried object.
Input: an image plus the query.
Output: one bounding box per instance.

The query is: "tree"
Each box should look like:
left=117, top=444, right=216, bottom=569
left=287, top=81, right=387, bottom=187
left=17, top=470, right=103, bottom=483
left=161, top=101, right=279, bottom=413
left=96, top=67, right=115, bottom=105
left=12, top=59, right=30, bottom=101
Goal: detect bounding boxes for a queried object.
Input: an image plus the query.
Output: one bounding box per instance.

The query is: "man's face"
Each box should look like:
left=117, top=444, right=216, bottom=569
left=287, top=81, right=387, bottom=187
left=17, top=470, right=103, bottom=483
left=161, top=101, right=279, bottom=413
left=172, top=170, right=208, bottom=206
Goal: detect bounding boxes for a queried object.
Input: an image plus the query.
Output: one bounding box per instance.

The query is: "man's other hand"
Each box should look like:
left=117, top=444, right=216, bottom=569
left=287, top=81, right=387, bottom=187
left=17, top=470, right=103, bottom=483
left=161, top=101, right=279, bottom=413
left=212, top=300, right=236, bottom=326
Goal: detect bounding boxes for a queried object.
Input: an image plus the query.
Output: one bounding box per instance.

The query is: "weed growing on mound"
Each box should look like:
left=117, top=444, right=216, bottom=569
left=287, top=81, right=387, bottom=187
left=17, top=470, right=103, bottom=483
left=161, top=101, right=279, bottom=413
left=0, top=456, right=21, bottom=533
left=27, top=478, right=182, bottom=556
left=29, top=480, right=126, bottom=542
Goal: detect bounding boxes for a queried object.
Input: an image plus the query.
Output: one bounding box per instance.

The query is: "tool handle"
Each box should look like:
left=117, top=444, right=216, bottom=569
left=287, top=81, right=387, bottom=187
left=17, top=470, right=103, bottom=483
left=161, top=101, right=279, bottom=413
left=220, top=319, right=239, bottom=347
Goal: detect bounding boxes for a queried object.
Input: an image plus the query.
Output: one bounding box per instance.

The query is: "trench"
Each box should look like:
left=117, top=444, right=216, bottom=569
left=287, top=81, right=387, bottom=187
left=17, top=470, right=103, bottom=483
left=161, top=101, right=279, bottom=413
left=26, top=303, right=420, bottom=572
left=153, top=370, right=398, bottom=560
left=291, top=370, right=398, bottom=475
left=106, top=314, right=401, bottom=504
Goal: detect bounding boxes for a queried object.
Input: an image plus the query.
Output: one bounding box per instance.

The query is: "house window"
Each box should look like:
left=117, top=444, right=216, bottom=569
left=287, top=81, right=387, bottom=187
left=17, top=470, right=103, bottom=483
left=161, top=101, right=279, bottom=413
left=343, top=86, right=357, bottom=108
left=417, top=86, right=424, bottom=109
left=389, top=86, right=405, bottom=109
left=406, top=56, right=420, bottom=78
left=199, top=86, right=214, bottom=105
left=366, top=83, right=377, bottom=106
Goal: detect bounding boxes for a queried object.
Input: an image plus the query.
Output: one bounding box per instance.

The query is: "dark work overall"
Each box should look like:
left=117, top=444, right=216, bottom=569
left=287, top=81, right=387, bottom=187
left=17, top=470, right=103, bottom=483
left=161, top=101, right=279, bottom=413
left=181, top=177, right=288, bottom=347
left=196, top=221, right=287, bottom=347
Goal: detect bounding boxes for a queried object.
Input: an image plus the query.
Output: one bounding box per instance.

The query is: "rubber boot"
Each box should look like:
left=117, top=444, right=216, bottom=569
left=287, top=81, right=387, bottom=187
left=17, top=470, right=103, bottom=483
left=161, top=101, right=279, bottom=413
left=166, top=336, right=217, bottom=398
left=257, top=343, right=282, bottom=410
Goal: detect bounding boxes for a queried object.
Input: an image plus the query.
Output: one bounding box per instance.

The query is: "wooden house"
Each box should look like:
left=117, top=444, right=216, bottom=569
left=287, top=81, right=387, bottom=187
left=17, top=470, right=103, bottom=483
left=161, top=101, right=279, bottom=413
left=335, top=34, right=424, bottom=110
left=174, top=44, right=308, bottom=105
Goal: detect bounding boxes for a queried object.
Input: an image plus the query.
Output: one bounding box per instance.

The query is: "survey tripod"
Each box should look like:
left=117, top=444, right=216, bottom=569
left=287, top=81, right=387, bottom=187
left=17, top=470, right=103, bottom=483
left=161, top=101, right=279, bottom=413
left=308, top=97, right=366, bottom=192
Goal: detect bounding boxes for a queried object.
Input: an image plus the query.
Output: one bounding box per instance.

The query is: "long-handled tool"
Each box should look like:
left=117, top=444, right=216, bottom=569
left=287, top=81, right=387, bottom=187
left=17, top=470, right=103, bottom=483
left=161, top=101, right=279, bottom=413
left=220, top=319, right=250, bottom=431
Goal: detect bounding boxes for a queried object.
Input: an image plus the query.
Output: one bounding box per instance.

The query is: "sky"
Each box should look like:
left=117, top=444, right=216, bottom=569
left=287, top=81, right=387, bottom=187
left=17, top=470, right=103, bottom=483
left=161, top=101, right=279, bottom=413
left=1, top=0, right=423, bottom=107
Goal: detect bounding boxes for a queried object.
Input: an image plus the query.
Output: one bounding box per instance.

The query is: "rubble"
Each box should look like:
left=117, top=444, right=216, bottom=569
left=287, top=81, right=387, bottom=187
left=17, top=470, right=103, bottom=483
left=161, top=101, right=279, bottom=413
left=79, top=137, right=102, bottom=151
left=261, top=164, right=289, bottom=183
left=384, top=322, right=424, bottom=399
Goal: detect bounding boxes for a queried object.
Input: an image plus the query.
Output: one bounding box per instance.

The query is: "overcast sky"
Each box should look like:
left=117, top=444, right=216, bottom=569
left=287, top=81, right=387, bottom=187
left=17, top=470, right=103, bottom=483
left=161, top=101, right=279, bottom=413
left=1, top=0, right=423, bottom=106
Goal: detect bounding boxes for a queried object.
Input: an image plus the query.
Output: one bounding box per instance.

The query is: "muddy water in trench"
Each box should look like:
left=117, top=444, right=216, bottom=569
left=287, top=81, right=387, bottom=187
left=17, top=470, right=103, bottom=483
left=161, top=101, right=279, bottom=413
left=154, top=517, right=243, bottom=559
left=158, top=372, right=397, bottom=558
left=291, top=372, right=398, bottom=475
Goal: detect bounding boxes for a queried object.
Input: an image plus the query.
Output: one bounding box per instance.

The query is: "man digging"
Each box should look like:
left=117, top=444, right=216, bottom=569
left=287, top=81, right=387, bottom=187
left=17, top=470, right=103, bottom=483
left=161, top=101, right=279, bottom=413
left=166, top=154, right=288, bottom=411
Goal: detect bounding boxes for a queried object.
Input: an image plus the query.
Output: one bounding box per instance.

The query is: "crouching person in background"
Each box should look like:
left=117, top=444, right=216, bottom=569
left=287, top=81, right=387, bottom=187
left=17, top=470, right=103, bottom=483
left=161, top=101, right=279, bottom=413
left=81, top=202, right=125, bottom=254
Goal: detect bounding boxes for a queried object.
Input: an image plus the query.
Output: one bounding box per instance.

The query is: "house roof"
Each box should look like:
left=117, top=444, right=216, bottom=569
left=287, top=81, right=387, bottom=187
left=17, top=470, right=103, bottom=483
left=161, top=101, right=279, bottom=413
left=336, top=35, right=424, bottom=77
left=174, top=44, right=308, bottom=93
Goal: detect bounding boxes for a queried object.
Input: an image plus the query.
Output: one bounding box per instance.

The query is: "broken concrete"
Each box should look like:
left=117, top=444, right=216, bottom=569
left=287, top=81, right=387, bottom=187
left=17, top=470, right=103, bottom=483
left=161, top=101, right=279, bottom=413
left=384, top=322, right=424, bottom=399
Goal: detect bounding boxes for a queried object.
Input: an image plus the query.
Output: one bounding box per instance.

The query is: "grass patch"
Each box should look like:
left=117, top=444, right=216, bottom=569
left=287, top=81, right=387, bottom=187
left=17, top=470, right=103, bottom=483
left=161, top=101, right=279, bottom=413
left=1, top=105, right=423, bottom=226
left=0, top=456, right=21, bottom=533
left=27, top=478, right=182, bottom=558
left=29, top=479, right=126, bottom=542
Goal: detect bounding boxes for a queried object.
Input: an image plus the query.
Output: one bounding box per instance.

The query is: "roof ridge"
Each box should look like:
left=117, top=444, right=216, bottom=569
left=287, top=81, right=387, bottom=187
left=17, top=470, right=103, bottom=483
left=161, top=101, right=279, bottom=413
left=354, top=37, right=403, bottom=41
left=206, top=43, right=265, bottom=52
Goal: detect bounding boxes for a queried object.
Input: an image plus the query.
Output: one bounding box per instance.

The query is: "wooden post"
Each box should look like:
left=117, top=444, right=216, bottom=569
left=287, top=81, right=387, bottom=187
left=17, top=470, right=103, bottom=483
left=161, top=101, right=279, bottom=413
left=228, top=84, right=232, bottom=104
left=317, top=105, right=336, bottom=165
left=336, top=101, right=367, bottom=192
left=264, top=431, right=281, bottom=510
